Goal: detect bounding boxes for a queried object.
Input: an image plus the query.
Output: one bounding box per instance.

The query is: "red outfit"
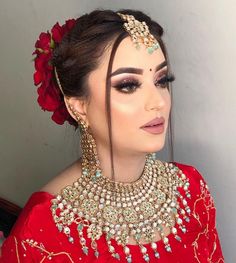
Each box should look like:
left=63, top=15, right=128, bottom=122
left=0, top=163, right=224, bottom=262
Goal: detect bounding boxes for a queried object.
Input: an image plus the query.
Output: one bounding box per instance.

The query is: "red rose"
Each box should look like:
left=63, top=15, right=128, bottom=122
left=51, top=19, right=76, bottom=43
left=52, top=104, right=71, bottom=125
left=33, top=32, right=51, bottom=55
left=33, top=53, right=52, bottom=85
left=33, top=19, right=77, bottom=127
left=37, top=80, right=61, bottom=111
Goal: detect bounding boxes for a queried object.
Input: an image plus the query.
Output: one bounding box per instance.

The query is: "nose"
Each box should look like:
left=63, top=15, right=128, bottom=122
left=144, top=84, right=166, bottom=111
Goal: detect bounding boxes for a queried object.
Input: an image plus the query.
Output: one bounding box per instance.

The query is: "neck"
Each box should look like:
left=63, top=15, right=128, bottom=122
left=94, top=143, right=148, bottom=183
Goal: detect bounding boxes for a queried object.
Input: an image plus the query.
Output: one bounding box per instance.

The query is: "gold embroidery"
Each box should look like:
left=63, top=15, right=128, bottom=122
left=192, top=227, right=208, bottom=263
left=24, top=238, right=75, bottom=262
left=191, top=180, right=224, bottom=263
left=208, top=233, right=223, bottom=263
left=13, top=236, right=76, bottom=262
left=192, top=180, right=213, bottom=228
left=40, top=256, right=47, bottom=263
left=13, top=236, right=20, bottom=263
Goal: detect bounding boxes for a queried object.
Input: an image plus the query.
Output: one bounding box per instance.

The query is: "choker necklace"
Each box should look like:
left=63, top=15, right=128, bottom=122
left=51, top=153, right=191, bottom=262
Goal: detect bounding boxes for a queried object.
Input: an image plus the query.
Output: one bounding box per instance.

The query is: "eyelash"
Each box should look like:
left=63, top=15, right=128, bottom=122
left=113, top=73, right=175, bottom=94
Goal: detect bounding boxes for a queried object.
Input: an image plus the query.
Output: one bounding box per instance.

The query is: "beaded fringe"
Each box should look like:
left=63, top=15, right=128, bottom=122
left=51, top=154, right=191, bottom=262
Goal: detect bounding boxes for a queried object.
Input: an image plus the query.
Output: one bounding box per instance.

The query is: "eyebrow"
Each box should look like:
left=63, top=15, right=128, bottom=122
left=110, top=60, right=167, bottom=77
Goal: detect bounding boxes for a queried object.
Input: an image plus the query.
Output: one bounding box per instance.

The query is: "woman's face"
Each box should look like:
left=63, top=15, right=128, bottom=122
left=85, top=37, right=171, bottom=156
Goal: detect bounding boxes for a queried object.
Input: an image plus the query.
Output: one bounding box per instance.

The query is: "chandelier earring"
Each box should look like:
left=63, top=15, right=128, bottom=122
left=65, top=98, right=101, bottom=173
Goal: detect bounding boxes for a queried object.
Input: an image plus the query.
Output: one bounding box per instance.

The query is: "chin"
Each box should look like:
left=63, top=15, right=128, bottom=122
left=143, top=140, right=166, bottom=153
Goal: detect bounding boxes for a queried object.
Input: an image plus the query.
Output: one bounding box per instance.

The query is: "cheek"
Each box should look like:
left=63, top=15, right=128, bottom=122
left=111, top=94, right=142, bottom=130
left=86, top=92, right=108, bottom=137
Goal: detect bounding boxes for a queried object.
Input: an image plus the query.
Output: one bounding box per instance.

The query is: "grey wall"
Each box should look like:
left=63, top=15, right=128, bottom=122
left=0, top=0, right=235, bottom=261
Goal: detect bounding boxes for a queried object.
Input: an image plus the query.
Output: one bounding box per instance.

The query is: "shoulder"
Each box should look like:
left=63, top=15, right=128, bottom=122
left=4, top=190, right=68, bottom=244
left=170, top=161, right=214, bottom=205
left=8, top=158, right=83, bottom=237
left=40, top=158, right=82, bottom=196
left=171, top=161, right=217, bottom=225
left=172, top=161, right=213, bottom=200
left=1, top=190, right=72, bottom=261
left=9, top=191, right=53, bottom=237
left=171, top=161, right=208, bottom=190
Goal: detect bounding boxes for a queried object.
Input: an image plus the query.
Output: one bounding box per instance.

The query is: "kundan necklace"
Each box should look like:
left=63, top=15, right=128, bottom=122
left=50, top=152, right=191, bottom=262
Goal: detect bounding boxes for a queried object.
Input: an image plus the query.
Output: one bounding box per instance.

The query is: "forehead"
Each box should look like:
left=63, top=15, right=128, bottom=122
left=88, top=36, right=166, bottom=86
left=110, top=36, right=166, bottom=71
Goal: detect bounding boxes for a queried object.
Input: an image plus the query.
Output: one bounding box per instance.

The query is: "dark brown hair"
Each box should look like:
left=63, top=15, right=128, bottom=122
left=52, top=9, right=174, bottom=180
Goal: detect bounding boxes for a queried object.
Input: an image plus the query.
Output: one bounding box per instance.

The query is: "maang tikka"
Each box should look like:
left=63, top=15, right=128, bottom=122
left=117, top=12, right=160, bottom=54
left=51, top=14, right=192, bottom=263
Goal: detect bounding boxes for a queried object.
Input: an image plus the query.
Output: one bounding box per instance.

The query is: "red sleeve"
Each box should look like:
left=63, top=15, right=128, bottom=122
left=0, top=192, right=80, bottom=263
left=174, top=163, right=225, bottom=263
left=193, top=167, right=224, bottom=262
left=0, top=234, right=40, bottom=263
left=0, top=192, right=52, bottom=262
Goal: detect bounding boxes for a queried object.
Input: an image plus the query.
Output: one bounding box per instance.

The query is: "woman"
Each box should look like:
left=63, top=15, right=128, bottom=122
left=0, top=9, right=224, bottom=262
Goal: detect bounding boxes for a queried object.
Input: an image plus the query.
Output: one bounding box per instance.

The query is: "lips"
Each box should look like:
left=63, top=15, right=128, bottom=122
left=141, top=117, right=165, bottom=128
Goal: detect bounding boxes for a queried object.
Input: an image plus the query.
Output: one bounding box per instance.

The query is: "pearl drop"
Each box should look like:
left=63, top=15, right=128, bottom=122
left=141, top=246, right=147, bottom=253
left=163, top=237, right=169, bottom=244
left=172, top=227, right=177, bottom=234
left=177, top=218, right=183, bottom=224
left=151, top=242, right=157, bottom=249
left=109, top=246, right=115, bottom=252
left=124, top=246, right=130, bottom=254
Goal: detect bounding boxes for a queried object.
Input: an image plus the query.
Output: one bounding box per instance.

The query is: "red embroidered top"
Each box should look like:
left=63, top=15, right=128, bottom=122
left=0, top=163, right=224, bottom=263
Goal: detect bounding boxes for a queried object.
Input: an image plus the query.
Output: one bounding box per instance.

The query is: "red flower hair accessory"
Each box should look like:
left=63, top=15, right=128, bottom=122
left=32, top=19, right=77, bottom=126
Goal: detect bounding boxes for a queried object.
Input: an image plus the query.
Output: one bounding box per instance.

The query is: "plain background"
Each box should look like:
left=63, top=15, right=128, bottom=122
left=0, top=0, right=235, bottom=262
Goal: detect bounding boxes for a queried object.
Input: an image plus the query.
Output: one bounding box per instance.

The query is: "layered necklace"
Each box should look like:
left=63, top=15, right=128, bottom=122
left=51, top=150, right=191, bottom=262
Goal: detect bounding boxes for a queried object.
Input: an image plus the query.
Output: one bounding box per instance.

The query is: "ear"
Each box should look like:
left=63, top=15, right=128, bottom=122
left=64, top=96, right=89, bottom=125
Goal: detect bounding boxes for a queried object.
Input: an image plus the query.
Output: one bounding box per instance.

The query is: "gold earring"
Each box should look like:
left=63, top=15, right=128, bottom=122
left=66, top=102, right=88, bottom=131
left=67, top=104, right=101, bottom=172
left=66, top=101, right=100, bottom=168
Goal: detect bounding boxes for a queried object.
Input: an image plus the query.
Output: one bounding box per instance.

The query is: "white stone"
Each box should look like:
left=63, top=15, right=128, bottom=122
left=151, top=242, right=157, bottom=249
left=141, top=246, right=147, bottom=253
left=124, top=246, right=130, bottom=254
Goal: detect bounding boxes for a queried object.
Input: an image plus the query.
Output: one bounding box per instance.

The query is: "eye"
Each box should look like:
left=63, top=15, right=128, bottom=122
left=113, top=79, right=141, bottom=94
left=155, top=73, right=175, bottom=88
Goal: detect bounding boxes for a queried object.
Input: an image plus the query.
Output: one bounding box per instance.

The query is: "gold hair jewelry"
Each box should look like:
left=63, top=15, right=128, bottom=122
left=54, top=66, right=88, bottom=130
left=54, top=67, right=65, bottom=96
left=117, top=13, right=160, bottom=54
